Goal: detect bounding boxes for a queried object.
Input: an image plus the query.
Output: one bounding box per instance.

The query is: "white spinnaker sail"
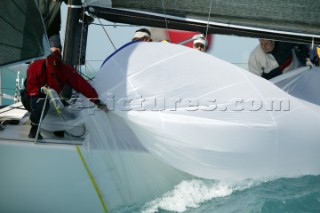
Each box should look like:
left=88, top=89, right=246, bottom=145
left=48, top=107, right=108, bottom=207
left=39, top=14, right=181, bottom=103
left=92, top=41, right=320, bottom=180
left=271, top=66, right=320, bottom=106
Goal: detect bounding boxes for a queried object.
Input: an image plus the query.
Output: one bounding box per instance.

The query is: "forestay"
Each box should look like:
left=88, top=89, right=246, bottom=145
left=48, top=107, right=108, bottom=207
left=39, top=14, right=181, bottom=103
left=90, top=42, right=320, bottom=180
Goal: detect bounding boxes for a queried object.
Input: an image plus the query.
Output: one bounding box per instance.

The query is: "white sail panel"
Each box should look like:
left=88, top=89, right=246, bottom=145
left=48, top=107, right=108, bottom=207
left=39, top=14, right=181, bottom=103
left=92, top=42, right=320, bottom=180
left=271, top=66, right=320, bottom=106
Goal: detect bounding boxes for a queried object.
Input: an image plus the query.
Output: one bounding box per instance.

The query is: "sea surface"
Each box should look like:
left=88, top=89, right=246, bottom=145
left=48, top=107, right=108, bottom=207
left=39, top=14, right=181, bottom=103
left=115, top=175, right=320, bottom=213
left=0, top=64, right=27, bottom=106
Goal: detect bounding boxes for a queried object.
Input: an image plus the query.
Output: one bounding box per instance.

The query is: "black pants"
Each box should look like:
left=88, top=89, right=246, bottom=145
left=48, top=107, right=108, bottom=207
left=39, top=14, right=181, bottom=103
left=21, top=90, right=50, bottom=125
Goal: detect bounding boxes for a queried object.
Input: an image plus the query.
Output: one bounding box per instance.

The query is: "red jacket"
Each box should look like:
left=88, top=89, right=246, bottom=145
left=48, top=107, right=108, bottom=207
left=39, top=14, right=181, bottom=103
left=26, top=51, right=99, bottom=103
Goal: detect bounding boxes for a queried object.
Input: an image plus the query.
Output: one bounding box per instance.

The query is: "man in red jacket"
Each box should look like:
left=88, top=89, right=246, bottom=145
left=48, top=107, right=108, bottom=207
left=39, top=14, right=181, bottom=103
left=24, top=47, right=107, bottom=139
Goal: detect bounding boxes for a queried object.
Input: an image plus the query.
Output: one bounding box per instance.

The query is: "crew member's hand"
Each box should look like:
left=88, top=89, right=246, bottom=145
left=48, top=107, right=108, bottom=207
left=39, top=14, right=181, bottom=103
left=306, top=58, right=314, bottom=68
left=96, top=100, right=109, bottom=113
left=39, top=86, right=48, bottom=95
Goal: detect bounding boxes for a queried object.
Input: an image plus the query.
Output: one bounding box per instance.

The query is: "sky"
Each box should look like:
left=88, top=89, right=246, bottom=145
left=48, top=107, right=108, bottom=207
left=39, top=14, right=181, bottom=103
left=60, top=5, right=258, bottom=72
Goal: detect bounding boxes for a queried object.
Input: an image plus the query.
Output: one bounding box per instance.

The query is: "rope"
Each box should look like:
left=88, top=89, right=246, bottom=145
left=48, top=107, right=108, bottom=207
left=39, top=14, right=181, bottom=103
left=75, top=145, right=108, bottom=213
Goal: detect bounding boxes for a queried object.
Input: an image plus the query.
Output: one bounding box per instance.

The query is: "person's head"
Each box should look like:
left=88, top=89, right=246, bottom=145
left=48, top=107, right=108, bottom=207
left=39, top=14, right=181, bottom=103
left=132, top=28, right=152, bottom=42
left=259, top=39, right=275, bottom=53
left=50, top=47, right=61, bottom=53
left=49, top=34, right=62, bottom=50
left=193, top=37, right=206, bottom=52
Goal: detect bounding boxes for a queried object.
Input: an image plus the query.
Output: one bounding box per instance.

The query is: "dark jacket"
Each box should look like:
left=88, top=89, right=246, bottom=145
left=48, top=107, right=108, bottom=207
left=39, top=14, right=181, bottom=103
left=262, top=42, right=309, bottom=79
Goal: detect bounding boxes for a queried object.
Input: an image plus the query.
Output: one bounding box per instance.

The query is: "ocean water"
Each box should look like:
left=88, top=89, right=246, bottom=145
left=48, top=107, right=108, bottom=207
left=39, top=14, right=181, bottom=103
left=0, top=65, right=26, bottom=106
left=115, top=175, right=320, bottom=213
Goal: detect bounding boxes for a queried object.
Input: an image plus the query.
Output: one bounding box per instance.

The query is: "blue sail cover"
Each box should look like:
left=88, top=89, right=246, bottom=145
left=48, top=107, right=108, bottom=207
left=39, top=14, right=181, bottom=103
left=0, top=0, right=50, bottom=68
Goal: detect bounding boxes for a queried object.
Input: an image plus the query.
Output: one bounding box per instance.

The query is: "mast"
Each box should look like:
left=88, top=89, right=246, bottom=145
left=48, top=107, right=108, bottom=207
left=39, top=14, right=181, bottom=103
left=63, top=0, right=82, bottom=66
left=61, top=0, right=82, bottom=99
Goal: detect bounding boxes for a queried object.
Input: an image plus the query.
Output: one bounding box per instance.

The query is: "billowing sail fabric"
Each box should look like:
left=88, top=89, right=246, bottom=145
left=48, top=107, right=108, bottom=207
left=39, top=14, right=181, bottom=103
left=85, top=0, right=320, bottom=44
left=0, top=0, right=50, bottom=68
left=271, top=66, right=320, bottom=106
left=91, top=42, right=320, bottom=180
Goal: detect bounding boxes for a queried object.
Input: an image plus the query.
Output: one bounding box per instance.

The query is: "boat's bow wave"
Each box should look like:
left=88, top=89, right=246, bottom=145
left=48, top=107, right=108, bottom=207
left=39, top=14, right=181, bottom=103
left=91, top=42, right=320, bottom=180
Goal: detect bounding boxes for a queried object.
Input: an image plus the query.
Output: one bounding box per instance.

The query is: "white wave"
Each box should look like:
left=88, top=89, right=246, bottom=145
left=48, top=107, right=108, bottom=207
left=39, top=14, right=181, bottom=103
left=141, top=179, right=258, bottom=213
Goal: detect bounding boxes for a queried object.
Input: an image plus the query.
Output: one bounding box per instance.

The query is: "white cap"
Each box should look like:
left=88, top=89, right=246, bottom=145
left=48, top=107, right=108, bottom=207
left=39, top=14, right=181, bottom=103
left=193, top=37, right=206, bottom=46
left=134, top=31, right=150, bottom=39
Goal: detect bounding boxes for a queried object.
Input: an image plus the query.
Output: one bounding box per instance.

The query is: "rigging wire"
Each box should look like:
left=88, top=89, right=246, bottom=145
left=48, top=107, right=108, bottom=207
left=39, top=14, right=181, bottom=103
left=160, top=0, right=170, bottom=41
left=205, top=0, right=213, bottom=38
left=97, top=18, right=117, bottom=51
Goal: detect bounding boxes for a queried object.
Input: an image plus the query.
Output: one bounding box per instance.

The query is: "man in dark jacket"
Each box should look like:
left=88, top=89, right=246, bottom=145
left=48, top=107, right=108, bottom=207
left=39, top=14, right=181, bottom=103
left=248, top=39, right=310, bottom=80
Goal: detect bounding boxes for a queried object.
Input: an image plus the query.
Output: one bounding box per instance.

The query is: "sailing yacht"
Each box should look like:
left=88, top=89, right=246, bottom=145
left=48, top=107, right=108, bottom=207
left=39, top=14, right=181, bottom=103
left=0, top=0, right=319, bottom=212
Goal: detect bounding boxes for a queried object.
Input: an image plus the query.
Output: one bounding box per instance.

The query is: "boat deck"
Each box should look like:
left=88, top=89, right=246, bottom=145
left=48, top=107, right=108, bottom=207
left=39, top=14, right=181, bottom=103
left=0, top=102, right=84, bottom=145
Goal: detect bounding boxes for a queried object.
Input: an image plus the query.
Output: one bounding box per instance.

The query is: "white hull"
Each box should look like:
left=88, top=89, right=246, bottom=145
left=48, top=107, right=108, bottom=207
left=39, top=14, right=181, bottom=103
left=0, top=141, right=188, bottom=212
left=0, top=140, right=104, bottom=212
